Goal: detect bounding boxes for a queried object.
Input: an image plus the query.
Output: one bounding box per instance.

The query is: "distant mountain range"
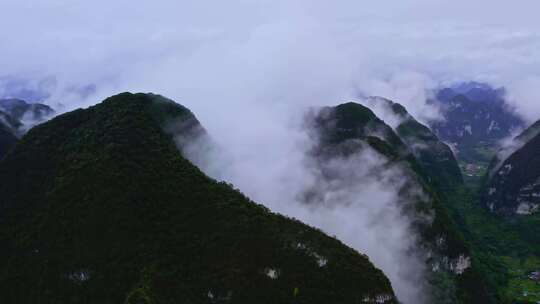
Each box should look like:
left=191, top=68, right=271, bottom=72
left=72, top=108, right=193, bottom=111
left=0, top=98, right=54, bottom=158
left=483, top=118, right=540, bottom=216
left=429, top=82, right=525, bottom=166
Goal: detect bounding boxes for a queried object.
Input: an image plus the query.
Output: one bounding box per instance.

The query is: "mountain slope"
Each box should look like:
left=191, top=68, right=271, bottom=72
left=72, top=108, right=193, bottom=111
left=0, top=92, right=396, bottom=304
left=305, top=101, right=495, bottom=304
left=365, top=97, right=463, bottom=191
left=307, top=102, right=466, bottom=256
left=483, top=122, right=540, bottom=216
left=462, top=119, right=540, bottom=302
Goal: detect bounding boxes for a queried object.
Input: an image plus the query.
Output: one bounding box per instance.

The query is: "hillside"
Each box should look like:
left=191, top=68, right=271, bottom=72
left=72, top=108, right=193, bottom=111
left=445, top=116, right=540, bottom=303
left=304, top=101, right=494, bottom=303
left=365, top=97, right=463, bottom=191
left=483, top=119, right=540, bottom=216
left=0, top=93, right=396, bottom=304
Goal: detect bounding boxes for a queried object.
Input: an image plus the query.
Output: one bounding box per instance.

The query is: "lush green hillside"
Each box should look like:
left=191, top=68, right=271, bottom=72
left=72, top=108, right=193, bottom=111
left=0, top=93, right=396, bottom=304
left=369, top=97, right=464, bottom=191
left=306, top=101, right=495, bottom=304
left=361, top=94, right=540, bottom=302
left=482, top=118, right=540, bottom=216
left=467, top=118, right=540, bottom=303
left=445, top=185, right=540, bottom=303
left=311, top=102, right=467, bottom=253
left=343, top=96, right=540, bottom=303
left=434, top=114, right=540, bottom=303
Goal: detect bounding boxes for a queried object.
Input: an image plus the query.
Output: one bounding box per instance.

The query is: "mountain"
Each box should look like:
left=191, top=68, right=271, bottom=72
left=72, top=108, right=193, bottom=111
left=324, top=93, right=539, bottom=303
left=308, top=101, right=407, bottom=159
left=365, top=97, right=463, bottom=191
left=483, top=120, right=540, bottom=216
left=467, top=118, right=540, bottom=303
left=0, top=99, right=54, bottom=158
left=304, top=101, right=494, bottom=303
left=420, top=85, right=540, bottom=303
left=0, top=110, right=19, bottom=158
left=428, top=83, right=525, bottom=180
left=0, top=98, right=54, bottom=122
left=0, top=93, right=396, bottom=303
left=306, top=102, right=464, bottom=251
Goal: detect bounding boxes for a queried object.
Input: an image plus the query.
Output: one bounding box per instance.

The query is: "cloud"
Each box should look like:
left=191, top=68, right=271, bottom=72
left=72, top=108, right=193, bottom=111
left=300, top=142, right=433, bottom=304
left=506, top=77, right=540, bottom=123
left=3, top=1, right=540, bottom=123
left=180, top=109, right=432, bottom=303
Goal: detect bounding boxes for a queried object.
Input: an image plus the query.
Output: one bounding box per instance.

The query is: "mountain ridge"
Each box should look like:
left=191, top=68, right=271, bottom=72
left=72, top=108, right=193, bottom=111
left=0, top=92, right=396, bottom=304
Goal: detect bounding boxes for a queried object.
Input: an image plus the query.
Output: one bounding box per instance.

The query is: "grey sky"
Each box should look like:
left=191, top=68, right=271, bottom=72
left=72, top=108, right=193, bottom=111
left=2, top=1, right=540, bottom=121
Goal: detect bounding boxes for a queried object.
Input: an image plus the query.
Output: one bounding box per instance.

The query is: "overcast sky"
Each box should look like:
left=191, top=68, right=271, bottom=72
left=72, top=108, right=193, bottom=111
left=1, top=0, right=540, bottom=122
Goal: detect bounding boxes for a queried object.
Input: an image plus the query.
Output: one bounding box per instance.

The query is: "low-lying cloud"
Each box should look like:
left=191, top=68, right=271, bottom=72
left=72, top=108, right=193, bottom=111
left=178, top=105, right=433, bottom=303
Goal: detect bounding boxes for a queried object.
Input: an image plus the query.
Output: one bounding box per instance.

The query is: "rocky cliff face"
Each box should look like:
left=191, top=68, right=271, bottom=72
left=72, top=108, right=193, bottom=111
left=483, top=120, right=540, bottom=216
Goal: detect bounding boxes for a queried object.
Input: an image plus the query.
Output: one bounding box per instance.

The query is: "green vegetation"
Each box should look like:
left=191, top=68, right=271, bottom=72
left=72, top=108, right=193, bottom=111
left=442, top=184, right=540, bottom=303
left=446, top=118, right=540, bottom=303
left=313, top=101, right=494, bottom=303
left=456, top=142, right=495, bottom=189
left=457, top=143, right=497, bottom=165
left=317, top=99, right=540, bottom=303
left=0, top=93, right=396, bottom=303
left=3, top=92, right=538, bottom=303
left=316, top=102, right=406, bottom=152
left=502, top=256, right=540, bottom=302
left=395, top=114, right=464, bottom=191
